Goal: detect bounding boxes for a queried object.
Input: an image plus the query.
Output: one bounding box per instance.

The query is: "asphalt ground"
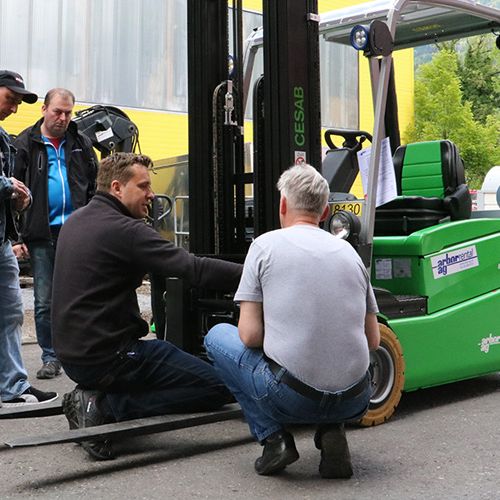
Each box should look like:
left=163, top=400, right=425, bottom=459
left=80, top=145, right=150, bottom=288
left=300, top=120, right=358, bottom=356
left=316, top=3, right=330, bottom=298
left=1, top=283, right=499, bottom=499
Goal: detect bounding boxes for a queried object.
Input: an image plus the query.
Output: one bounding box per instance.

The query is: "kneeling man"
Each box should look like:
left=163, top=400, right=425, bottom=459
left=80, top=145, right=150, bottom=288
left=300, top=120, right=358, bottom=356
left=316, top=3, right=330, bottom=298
left=205, top=164, right=380, bottom=478
left=52, top=153, right=242, bottom=460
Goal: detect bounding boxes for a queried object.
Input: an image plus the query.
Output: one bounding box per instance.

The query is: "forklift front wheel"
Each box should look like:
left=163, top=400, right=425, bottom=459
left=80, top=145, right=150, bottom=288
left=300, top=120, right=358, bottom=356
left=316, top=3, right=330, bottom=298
left=360, top=324, right=405, bottom=426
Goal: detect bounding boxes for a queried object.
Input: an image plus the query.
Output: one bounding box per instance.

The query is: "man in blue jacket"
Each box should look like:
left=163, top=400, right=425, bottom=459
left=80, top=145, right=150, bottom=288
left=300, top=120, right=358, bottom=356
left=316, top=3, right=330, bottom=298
left=0, top=70, right=57, bottom=407
left=13, top=88, right=97, bottom=380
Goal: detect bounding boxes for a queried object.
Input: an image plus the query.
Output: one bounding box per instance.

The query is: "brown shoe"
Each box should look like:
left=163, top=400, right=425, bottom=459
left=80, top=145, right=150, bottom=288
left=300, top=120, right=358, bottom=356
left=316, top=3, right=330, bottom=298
left=315, top=424, right=353, bottom=479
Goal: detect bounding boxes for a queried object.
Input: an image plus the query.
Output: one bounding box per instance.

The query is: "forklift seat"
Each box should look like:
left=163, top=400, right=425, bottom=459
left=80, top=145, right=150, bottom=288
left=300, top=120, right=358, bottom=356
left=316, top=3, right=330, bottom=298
left=374, top=140, right=472, bottom=235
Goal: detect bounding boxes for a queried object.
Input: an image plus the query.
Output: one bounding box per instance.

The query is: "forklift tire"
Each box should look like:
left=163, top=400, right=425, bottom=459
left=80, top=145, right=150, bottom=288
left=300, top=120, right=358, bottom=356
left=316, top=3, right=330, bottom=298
left=359, top=324, right=405, bottom=426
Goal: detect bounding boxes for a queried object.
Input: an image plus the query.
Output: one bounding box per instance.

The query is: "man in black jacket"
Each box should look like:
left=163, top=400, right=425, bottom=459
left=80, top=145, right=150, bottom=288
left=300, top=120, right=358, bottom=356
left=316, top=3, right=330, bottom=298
left=13, top=88, right=97, bottom=380
left=52, top=152, right=242, bottom=460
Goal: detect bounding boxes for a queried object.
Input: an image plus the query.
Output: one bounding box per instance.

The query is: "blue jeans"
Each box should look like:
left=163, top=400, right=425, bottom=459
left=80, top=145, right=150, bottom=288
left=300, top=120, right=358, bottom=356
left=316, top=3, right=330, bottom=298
left=0, top=241, right=29, bottom=400
left=27, top=241, right=57, bottom=363
left=204, top=323, right=371, bottom=443
left=62, top=338, right=232, bottom=421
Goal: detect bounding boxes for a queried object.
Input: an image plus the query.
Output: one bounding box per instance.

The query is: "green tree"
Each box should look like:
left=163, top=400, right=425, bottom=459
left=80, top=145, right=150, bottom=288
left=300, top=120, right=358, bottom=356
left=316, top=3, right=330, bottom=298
left=456, top=36, right=500, bottom=124
left=404, top=49, right=500, bottom=188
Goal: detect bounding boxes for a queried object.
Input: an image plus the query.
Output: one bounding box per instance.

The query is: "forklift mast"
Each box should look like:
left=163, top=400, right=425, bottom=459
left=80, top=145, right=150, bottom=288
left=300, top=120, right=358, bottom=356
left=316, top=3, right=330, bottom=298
left=187, top=0, right=234, bottom=255
left=187, top=0, right=321, bottom=246
left=258, top=0, right=321, bottom=233
left=157, top=0, right=322, bottom=353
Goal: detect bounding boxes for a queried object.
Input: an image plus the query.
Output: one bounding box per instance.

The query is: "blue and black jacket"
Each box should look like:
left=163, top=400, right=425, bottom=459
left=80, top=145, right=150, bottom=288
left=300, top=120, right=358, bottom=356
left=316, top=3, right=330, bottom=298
left=13, top=118, right=97, bottom=243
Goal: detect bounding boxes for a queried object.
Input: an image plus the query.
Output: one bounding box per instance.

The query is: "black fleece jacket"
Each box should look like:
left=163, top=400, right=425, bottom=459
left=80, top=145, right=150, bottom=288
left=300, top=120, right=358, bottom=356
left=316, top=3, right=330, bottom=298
left=52, top=192, right=242, bottom=365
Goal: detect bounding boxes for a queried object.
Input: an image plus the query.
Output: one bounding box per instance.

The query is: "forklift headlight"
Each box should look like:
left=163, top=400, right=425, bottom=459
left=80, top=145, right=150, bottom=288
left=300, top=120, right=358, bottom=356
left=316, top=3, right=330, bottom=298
left=350, top=25, right=370, bottom=51
left=350, top=20, right=393, bottom=57
left=329, top=210, right=361, bottom=242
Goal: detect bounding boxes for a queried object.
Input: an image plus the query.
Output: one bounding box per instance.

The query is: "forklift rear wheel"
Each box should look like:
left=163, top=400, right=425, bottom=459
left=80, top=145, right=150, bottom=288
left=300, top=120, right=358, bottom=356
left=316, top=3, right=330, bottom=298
left=359, top=324, right=405, bottom=426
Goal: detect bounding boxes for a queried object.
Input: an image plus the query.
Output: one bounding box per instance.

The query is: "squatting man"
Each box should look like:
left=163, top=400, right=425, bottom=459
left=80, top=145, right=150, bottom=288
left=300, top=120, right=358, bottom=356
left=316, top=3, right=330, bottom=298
left=205, top=163, right=380, bottom=478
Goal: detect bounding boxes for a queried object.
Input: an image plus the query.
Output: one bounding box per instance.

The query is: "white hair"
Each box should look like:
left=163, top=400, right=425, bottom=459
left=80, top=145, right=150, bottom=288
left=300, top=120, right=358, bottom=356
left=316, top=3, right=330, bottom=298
left=277, top=164, right=329, bottom=215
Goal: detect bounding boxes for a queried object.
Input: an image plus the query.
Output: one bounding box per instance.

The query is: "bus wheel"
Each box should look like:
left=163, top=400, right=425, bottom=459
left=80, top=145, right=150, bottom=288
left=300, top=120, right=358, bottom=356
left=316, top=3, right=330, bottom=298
left=359, top=324, right=405, bottom=426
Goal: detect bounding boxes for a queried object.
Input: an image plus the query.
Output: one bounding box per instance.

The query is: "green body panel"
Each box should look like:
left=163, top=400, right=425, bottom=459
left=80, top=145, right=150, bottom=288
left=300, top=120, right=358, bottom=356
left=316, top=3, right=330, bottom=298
left=401, top=141, right=444, bottom=197
left=388, top=289, right=500, bottom=391
left=373, top=218, right=500, bottom=256
left=372, top=219, right=500, bottom=313
left=373, top=214, right=500, bottom=390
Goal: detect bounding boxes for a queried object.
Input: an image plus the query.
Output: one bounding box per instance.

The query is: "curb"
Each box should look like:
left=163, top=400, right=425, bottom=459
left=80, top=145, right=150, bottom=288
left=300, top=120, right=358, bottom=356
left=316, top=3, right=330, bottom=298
left=20, top=276, right=33, bottom=288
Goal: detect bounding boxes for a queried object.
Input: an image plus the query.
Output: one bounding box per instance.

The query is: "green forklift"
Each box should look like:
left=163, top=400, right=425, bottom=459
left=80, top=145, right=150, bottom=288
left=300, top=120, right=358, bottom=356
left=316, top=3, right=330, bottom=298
left=319, top=0, right=500, bottom=425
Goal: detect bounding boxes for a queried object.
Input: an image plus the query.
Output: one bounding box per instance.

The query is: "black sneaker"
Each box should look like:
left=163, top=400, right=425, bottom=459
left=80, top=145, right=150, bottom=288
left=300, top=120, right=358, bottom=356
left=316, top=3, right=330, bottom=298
left=37, top=361, right=62, bottom=379
left=2, top=386, right=58, bottom=407
left=254, top=430, right=299, bottom=475
left=62, top=388, right=114, bottom=461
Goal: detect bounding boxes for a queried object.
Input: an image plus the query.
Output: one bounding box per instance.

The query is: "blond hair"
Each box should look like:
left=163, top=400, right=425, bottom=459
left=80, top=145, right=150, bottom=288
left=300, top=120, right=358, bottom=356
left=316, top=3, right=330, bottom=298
left=97, top=153, right=153, bottom=191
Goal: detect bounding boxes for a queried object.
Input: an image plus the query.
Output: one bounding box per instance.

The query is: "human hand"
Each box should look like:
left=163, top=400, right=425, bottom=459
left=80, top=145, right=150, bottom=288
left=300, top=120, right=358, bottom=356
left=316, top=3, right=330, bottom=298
left=9, top=177, right=31, bottom=211
left=12, top=243, right=29, bottom=260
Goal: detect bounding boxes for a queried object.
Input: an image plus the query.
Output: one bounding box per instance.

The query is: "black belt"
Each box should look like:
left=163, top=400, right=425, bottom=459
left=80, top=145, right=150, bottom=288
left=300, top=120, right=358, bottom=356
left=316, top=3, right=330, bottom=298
left=265, top=356, right=369, bottom=402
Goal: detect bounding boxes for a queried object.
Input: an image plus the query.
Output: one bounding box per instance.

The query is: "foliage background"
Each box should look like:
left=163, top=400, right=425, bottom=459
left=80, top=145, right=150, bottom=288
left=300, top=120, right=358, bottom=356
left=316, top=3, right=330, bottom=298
left=404, top=34, right=499, bottom=188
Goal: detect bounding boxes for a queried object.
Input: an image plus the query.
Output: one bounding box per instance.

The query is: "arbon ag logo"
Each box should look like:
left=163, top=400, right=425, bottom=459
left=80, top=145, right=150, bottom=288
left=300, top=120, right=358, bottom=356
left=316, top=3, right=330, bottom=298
left=431, top=245, right=479, bottom=279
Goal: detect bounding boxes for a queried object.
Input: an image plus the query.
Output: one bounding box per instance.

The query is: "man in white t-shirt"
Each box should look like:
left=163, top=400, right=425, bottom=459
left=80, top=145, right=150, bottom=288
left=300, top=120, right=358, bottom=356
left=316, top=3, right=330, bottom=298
left=205, top=163, right=380, bottom=478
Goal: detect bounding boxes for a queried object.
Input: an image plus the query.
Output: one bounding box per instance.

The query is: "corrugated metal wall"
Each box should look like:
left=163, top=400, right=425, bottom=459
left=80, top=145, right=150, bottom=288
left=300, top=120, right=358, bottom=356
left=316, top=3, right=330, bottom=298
left=0, top=0, right=413, bottom=169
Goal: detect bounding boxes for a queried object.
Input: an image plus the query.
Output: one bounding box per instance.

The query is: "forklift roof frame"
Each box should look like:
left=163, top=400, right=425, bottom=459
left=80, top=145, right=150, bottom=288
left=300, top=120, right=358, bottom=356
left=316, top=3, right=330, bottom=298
left=244, top=0, right=500, bottom=51
left=244, top=0, right=500, bottom=268
left=321, top=0, right=500, bottom=49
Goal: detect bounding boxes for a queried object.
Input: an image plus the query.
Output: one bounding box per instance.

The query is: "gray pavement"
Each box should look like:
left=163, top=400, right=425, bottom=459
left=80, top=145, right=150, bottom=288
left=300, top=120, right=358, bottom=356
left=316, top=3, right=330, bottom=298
left=1, top=284, right=499, bottom=499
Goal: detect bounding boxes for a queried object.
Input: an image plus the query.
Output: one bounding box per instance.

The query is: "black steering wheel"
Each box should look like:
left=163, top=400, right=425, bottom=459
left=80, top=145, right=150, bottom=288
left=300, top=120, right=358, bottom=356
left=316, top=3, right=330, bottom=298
left=324, top=128, right=373, bottom=153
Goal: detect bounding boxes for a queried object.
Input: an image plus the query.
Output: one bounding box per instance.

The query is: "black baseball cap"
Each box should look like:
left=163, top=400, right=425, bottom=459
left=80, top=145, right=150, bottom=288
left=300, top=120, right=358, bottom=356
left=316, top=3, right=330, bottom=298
left=0, top=70, right=38, bottom=104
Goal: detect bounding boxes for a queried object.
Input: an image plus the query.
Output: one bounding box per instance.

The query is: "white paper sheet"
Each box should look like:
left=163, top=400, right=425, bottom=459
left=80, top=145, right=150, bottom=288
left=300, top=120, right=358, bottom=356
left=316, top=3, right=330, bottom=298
left=357, top=137, right=397, bottom=207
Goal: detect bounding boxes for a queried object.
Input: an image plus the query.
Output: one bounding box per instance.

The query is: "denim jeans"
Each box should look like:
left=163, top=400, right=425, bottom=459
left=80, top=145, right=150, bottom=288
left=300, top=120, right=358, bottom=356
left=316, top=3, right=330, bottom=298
left=204, top=323, right=371, bottom=443
left=27, top=241, right=57, bottom=363
left=0, top=241, right=29, bottom=400
left=62, top=338, right=232, bottom=421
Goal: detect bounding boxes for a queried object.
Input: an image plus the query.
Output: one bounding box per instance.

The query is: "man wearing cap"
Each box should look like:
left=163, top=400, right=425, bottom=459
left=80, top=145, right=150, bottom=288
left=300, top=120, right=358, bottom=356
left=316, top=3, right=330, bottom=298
left=0, top=70, right=57, bottom=406
left=12, top=88, right=97, bottom=380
